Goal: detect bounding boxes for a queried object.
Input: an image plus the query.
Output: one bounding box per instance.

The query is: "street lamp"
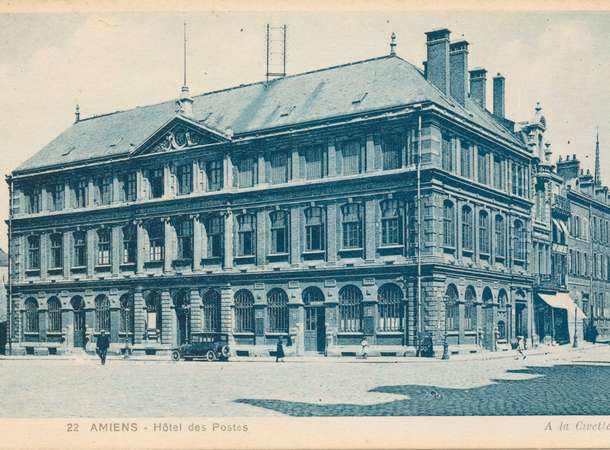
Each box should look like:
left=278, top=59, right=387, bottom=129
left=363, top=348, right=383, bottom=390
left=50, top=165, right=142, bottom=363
left=442, top=295, right=450, bottom=360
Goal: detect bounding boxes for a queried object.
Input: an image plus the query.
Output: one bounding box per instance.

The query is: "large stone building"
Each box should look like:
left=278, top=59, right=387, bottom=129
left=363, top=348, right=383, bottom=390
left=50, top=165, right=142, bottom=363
left=5, top=28, right=597, bottom=357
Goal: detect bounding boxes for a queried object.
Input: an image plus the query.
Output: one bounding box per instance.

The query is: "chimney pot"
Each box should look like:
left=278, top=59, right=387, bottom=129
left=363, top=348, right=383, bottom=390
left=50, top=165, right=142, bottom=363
left=449, top=40, right=469, bottom=106
left=493, top=73, right=505, bottom=118
left=469, top=67, right=487, bottom=108
left=425, top=28, right=451, bottom=95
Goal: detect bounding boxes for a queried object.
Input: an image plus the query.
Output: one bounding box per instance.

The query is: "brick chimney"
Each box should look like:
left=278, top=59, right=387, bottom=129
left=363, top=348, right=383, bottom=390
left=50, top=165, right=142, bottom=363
left=493, top=73, right=505, bottom=118
left=556, top=154, right=580, bottom=181
left=449, top=40, right=469, bottom=106
left=425, top=28, right=451, bottom=95
left=469, top=68, right=487, bottom=108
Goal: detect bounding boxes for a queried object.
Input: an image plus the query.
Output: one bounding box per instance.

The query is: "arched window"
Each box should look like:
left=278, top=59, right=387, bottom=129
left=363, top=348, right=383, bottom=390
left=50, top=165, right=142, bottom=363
left=119, top=294, right=134, bottom=335
left=378, top=283, right=404, bottom=331
left=341, top=204, right=363, bottom=249
left=339, top=285, right=363, bottom=332
left=464, top=286, right=477, bottom=331
left=445, top=285, right=459, bottom=332
left=47, top=297, right=62, bottom=333
left=304, top=207, right=325, bottom=251
left=462, top=206, right=473, bottom=252
left=95, top=295, right=111, bottom=332
left=514, top=219, right=526, bottom=262
left=380, top=199, right=403, bottom=246
left=302, top=286, right=325, bottom=305
left=443, top=200, right=455, bottom=248
left=479, top=210, right=489, bottom=254
left=145, top=292, right=162, bottom=332
left=236, top=214, right=256, bottom=257
left=495, top=215, right=506, bottom=258
left=24, top=298, right=39, bottom=333
left=270, top=210, right=289, bottom=254
left=202, top=290, right=221, bottom=333
left=267, top=288, right=289, bottom=333
left=234, top=290, right=254, bottom=333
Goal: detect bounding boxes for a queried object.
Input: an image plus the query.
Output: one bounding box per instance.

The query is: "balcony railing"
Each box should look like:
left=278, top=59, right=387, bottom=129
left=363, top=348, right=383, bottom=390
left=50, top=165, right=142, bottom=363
left=536, top=273, right=566, bottom=291
left=552, top=194, right=571, bottom=216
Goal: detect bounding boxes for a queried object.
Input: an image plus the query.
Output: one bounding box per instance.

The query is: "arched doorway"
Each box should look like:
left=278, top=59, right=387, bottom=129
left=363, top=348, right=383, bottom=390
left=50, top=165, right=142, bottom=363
left=482, top=287, right=494, bottom=351
left=71, top=296, right=86, bottom=348
left=173, top=290, right=190, bottom=345
left=302, top=287, right=325, bottom=353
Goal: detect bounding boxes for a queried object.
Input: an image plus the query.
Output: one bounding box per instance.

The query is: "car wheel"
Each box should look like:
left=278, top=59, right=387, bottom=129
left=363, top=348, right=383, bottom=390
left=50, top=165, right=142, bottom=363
left=221, top=345, right=230, bottom=358
left=171, top=350, right=181, bottom=361
left=206, top=350, right=216, bottom=362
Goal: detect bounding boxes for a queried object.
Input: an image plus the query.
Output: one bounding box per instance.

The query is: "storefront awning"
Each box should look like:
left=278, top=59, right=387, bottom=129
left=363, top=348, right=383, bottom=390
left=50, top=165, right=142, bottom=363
left=538, top=293, right=587, bottom=320
left=551, top=219, right=570, bottom=237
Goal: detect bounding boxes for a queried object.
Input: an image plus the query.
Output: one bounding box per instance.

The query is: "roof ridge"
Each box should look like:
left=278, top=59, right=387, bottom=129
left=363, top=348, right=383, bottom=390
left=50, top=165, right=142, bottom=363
left=77, top=54, right=397, bottom=122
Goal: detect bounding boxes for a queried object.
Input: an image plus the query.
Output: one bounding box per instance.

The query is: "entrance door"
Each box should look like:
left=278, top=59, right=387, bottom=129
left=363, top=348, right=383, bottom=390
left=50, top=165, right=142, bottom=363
left=176, top=306, right=188, bottom=345
left=72, top=298, right=86, bottom=348
left=305, top=307, right=325, bottom=353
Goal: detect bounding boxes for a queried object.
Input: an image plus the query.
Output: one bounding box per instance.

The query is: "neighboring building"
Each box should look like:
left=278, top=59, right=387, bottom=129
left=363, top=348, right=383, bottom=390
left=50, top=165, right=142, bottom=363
left=5, top=27, right=590, bottom=357
left=0, top=248, right=8, bottom=354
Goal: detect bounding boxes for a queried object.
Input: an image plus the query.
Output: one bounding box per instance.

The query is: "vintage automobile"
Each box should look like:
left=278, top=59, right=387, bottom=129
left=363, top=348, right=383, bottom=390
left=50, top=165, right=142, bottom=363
left=171, top=333, right=231, bottom=361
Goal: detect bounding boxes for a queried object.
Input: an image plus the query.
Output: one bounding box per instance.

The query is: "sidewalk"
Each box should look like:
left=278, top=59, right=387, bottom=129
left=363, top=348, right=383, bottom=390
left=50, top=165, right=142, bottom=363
left=1, top=342, right=607, bottom=363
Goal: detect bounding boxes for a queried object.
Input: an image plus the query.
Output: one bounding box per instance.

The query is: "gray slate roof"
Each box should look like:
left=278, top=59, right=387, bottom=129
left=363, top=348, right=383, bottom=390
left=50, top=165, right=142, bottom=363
left=16, top=55, right=521, bottom=173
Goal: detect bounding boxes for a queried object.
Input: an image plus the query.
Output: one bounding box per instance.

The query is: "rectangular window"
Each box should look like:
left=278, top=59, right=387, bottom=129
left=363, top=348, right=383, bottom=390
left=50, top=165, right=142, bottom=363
left=237, top=215, right=256, bottom=256
left=460, top=141, right=472, bottom=178
left=234, top=157, right=256, bottom=188
left=27, top=189, right=41, bottom=214
left=305, top=207, right=325, bottom=251
left=477, top=149, right=489, bottom=185
left=97, top=229, right=111, bottom=265
left=27, top=236, right=40, bottom=270
left=148, top=221, right=164, bottom=261
left=206, top=217, right=223, bottom=258
left=382, top=135, right=401, bottom=170
left=121, top=172, right=137, bottom=202
left=98, top=176, right=112, bottom=205
left=48, top=184, right=64, bottom=212
left=176, top=163, right=193, bottom=195
left=73, top=232, right=87, bottom=267
left=381, top=200, right=402, bottom=246
left=441, top=135, right=453, bottom=172
left=493, top=156, right=504, bottom=190
left=72, top=180, right=88, bottom=208
left=269, top=152, right=289, bottom=185
left=304, top=145, right=325, bottom=180
left=341, top=141, right=361, bottom=176
left=342, top=204, right=363, bottom=249
left=176, top=219, right=193, bottom=259
left=122, top=225, right=136, bottom=264
left=149, top=168, right=164, bottom=199
left=49, top=234, right=63, bottom=269
left=206, top=160, right=223, bottom=191
left=270, top=211, right=289, bottom=254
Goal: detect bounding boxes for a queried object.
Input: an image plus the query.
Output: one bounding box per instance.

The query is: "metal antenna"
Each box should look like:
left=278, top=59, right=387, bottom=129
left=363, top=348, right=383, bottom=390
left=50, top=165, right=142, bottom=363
left=266, top=24, right=287, bottom=85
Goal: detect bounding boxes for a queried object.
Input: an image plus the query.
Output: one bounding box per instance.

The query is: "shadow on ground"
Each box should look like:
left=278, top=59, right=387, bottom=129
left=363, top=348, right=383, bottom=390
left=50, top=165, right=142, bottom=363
left=235, top=364, right=610, bottom=416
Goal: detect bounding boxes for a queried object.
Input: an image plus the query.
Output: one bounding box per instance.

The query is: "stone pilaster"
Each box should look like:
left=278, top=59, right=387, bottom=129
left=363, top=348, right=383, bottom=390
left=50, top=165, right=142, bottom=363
left=133, top=289, right=145, bottom=344
left=365, top=134, right=376, bottom=173
left=111, top=226, right=121, bottom=275
left=364, top=199, right=377, bottom=262
left=224, top=153, right=233, bottom=191
left=224, top=210, right=234, bottom=269
left=109, top=290, right=120, bottom=343
left=290, top=206, right=300, bottom=266
left=326, top=203, right=337, bottom=264
left=256, top=210, right=267, bottom=266
left=136, top=221, right=145, bottom=274
left=190, top=288, right=203, bottom=333
left=220, top=285, right=234, bottom=335
left=163, top=218, right=173, bottom=273
left=253, top=285, right=266, bottom=345
left=160, top=290, right=172, bottom=345
left=86, top=228, right=96, bottom=277
left=192, top=216, right=202, bottom=271
left=361, top=280, right=378, bottom=342
left=327, top=140, right=336, bottom=177
left=63, top=232, right=71, bottom=278
left=39, top=232, right=48, bottom=280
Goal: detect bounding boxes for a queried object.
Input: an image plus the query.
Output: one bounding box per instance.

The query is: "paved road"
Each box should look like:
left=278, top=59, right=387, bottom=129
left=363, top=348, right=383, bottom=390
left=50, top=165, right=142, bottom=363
left=2, top=346, right=610, bottom=417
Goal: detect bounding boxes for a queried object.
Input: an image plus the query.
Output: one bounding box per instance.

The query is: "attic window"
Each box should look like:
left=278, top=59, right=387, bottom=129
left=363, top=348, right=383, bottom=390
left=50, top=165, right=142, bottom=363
left=352, top=92, right=368, bottom=105
left=279, top=105, right=296, bottom=117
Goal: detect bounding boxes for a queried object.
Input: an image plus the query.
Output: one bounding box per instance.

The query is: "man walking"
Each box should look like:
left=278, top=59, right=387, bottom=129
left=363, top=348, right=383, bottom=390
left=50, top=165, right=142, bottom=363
left=275, top=337, right=285, bottom=362
left=96, top=330, right=110, bottom=365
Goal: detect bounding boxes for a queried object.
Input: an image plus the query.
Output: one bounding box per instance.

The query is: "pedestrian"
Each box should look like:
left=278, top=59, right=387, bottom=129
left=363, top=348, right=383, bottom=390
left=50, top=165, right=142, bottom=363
left=96, top=330, right=110, bottom=365
left=591, top=325, right=599, bottom=344
left=361, top=337, right=368, bottom=359
left=515, top=335, right=526, bottom=360
left=275, top=337, right=285, bottom=362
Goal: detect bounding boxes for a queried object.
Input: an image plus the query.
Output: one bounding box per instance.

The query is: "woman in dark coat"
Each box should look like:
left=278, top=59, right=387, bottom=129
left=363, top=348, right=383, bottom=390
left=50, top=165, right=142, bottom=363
left=276, top=337, right=285, bottom=362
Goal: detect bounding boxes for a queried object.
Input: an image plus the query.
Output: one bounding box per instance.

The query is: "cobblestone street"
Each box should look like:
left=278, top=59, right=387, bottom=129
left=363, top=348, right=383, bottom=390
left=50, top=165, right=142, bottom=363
left=2, top=345, right=610, bottom=417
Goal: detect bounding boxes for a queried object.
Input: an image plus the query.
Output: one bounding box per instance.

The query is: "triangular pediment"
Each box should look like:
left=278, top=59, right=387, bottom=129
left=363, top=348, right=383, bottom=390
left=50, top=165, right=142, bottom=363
left=131, top=115, right=231, bottom=156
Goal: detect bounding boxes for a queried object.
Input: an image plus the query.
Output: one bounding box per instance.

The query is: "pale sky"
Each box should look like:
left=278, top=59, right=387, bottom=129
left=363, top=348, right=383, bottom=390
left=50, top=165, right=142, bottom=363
left=1, top=11, right=609, bottom=249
